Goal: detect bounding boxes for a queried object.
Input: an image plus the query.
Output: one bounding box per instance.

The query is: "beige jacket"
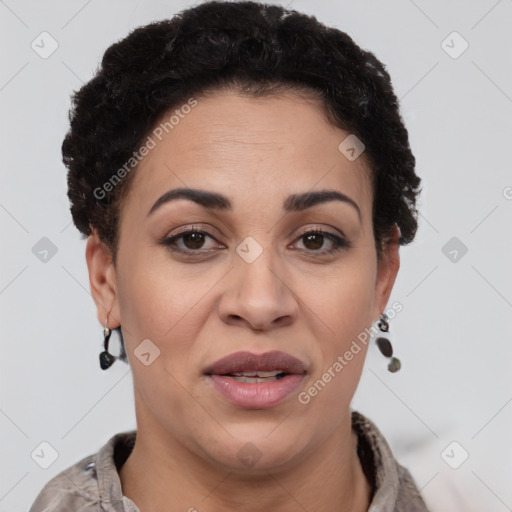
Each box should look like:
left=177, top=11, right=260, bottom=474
left=29, top=410, right=430, bottom=511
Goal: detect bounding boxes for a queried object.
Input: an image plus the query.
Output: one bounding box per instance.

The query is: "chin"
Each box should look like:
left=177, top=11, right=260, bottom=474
left=199, top=426, right=312, bottom=474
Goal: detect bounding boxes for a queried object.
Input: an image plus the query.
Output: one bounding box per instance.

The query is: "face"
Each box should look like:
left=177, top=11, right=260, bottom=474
left=87, top=90, right=399, bottom=473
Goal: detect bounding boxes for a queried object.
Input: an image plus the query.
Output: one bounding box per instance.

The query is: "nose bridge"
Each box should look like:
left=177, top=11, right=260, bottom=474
left=236, top=234, right=284, bottom=301
left=220, top=233, right=298, bottom=330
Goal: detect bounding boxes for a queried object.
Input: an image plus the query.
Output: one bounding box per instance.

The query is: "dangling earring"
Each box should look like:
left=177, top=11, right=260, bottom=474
left=376, top=313, right=401, bottom=373
left=99, top=313, right=116, bottom=370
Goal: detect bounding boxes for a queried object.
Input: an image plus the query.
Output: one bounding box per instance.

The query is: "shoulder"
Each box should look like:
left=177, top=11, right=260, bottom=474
left=28, top=453, right=101, bottom=512
left=28, top=430, right=137, bottom=512
left=395, top=463, right=431, bottom=512
left=351, top=410, right=431, bottom=512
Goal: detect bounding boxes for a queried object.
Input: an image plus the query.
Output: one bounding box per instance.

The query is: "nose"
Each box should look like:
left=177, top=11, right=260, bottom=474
left=218, top=247, right=299, bottom=332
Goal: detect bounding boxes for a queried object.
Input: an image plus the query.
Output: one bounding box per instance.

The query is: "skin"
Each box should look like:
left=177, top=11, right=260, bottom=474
left=86, top=90, right=400, bottom=512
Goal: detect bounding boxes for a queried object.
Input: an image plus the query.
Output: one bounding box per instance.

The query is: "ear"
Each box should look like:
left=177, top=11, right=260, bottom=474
left=372, top=224, right=400, bottom=322
left=85, top=230, right=121, bottom=329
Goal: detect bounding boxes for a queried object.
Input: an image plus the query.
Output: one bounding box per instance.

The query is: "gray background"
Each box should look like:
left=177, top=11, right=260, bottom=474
left=1, top=1, right=511, bottom=511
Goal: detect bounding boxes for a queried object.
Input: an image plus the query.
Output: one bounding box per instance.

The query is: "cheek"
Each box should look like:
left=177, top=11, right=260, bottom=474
left=116, top=258, right=222, bottom=386
left=117, top=266, right=210, bottom=414
left=117, top=256, right=202, bottom=336
left=306, top=254, right=376, bottom=344
left=297, top=255, right=376, bottom=405
left=299, top=306, right=371, bottom=419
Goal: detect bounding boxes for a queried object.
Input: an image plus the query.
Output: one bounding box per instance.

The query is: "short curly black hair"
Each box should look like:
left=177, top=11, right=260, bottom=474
left=63, top=0, right=421, bottom=268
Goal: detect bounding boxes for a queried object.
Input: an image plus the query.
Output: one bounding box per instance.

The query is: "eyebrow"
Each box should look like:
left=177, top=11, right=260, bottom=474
left=147, top=187, right=361, bottom=222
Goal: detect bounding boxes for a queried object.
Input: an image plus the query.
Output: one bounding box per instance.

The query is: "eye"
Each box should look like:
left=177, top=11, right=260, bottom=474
left=158, top=226, right=352, bottom=256
left=293, top=229, right=351, bottom=255
left=159, top=227, right=222, bottom=254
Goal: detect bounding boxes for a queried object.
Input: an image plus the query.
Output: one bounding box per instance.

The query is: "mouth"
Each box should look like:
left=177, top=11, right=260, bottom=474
left=204, top=350, right=307, bottom=379
left=204, top=350, right=307, bottom=409
left=223, top=370, right=289, bottom=383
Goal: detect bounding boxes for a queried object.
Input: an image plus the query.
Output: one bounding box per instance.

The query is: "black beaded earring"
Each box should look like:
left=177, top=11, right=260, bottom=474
left=376, top=313, right=401, bottom=373
left=99, top=314, right=116, bottom=370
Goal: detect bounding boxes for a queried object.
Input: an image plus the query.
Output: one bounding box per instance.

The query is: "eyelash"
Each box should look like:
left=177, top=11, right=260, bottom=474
left=158, top=225, right=352, bottom=257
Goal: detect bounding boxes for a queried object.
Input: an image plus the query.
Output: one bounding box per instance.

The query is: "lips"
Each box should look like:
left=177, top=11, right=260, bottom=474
left=204, top=350, right=307, bottom=377
left=204, top=350, right=307, bottom=409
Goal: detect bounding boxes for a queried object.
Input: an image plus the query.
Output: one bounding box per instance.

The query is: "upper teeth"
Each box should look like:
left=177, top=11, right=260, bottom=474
left=230, top=370, right=283, bottom=377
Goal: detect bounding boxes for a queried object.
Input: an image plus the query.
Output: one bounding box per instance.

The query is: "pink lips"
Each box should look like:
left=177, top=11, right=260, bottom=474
left=204, top=350, right=307, bottom=409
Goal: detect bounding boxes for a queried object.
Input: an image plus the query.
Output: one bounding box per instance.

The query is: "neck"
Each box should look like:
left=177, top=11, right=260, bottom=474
left=119, top=410, right=372, bottom=512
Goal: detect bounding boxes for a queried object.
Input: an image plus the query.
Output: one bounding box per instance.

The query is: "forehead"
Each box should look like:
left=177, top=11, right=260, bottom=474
left=121, top=90, right=372, bottom=221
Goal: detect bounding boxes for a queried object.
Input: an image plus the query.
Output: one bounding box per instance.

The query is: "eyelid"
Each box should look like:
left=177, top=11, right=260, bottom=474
left=159, top=223, right=351, bottom=255
left=294, top=224, right=347, bottom=240
left=161, top=223, right=344, bottom=243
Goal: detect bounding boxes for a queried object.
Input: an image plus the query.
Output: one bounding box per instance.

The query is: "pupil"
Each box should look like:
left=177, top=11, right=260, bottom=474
left=184, top=232, right=204, bottom=249
left=305, top=233, right=323, bottom=250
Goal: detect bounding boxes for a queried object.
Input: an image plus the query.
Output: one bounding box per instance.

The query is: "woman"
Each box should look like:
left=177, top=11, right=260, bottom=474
left=29, top=1, right=428, bottom=510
